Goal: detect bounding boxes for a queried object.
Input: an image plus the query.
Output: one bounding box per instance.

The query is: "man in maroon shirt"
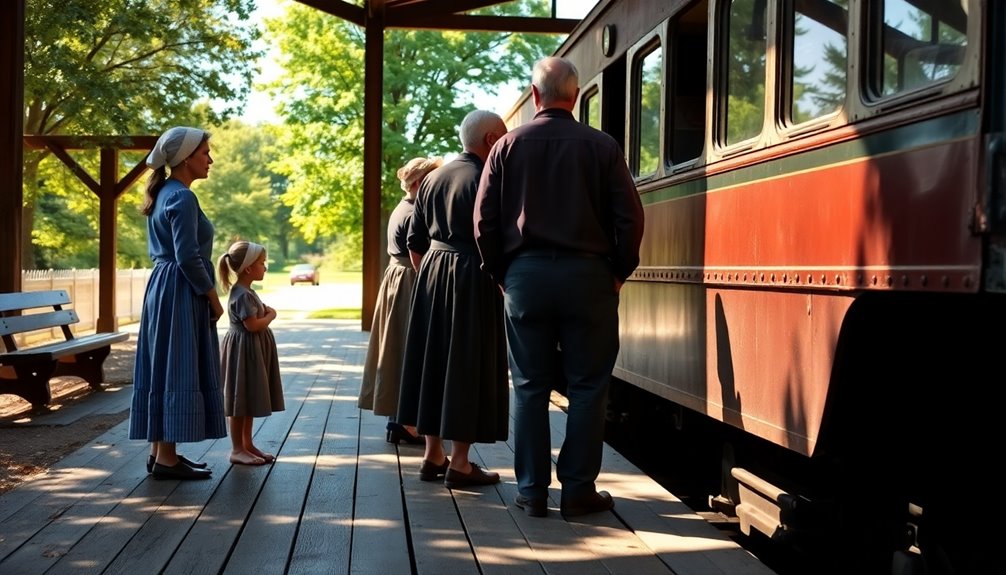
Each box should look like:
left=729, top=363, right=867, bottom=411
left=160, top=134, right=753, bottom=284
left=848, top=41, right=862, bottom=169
left=474, top=56, right=644, bottom=518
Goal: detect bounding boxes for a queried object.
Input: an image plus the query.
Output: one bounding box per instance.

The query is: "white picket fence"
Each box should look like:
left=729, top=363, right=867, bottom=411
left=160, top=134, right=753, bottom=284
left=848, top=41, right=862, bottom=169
left=13, top=268, right=151, bottom=345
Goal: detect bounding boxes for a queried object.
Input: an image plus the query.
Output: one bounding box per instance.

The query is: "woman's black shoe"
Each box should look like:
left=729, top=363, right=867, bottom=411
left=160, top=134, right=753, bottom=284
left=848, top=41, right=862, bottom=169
left=147, top=454, right=208, bottom=473
left=386, top=422, right=424, bottom=445
left=151, top=462, right=212, bottom=481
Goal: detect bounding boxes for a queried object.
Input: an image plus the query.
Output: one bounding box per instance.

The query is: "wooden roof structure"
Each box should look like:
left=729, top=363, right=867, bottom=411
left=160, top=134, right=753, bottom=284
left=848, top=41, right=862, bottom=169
left=0, top=0, right=580, bottom=330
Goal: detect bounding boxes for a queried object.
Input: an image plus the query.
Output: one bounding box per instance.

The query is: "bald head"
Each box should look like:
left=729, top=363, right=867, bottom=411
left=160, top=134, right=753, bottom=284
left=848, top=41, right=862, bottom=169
left=531, top=57, right=579, bottom=110
left=460, top=109, right=507, bottom=161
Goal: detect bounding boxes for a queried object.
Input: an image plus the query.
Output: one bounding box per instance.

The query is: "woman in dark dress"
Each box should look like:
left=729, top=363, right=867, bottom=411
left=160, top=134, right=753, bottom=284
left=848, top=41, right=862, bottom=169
left=396, top=110, right=510, bottom=489
left=359, top=156, right=441, bottom=445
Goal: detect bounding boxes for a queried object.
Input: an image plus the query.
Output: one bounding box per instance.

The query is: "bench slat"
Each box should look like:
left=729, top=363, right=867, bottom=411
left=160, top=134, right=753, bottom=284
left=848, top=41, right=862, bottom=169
left=0, top=290, right=71, bottom=313
left=0, top=291, right=128, bottom=408
left=0, top=310, right=79, bottom=339
left=0, top=332, right=128, bottom=363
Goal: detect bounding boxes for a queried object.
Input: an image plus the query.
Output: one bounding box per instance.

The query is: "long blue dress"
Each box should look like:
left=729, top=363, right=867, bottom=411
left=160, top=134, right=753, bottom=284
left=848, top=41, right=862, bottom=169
left=129, top=179, right=227, bottom=443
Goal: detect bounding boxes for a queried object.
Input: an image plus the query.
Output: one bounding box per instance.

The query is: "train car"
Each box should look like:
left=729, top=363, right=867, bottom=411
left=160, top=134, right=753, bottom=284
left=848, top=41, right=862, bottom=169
left=504, top=1, right=1004, bottom=573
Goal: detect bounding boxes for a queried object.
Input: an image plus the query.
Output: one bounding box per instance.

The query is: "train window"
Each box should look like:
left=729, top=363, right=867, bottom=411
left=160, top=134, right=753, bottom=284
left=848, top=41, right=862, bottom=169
left=581, top=85, right=601, bottom=130
left=667, top=0, right=707, bottom=166
left=632, top=41, right=663, bottom=177
left=723, top=0, right=767, bottom=147
left=871, top=0, right=967, bottom=98
left=785, top=0, right=847, bottom=125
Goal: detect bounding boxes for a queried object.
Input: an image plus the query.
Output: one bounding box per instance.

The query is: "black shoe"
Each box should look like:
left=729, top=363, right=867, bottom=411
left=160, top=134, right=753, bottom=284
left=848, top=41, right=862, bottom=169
left=151, top=462, right=212, bottom=481
left=560, top=490, right=613, bottom=518
left=147, top=454, right=208, bottom=473
left=514, top=494, right=548, bottom=517
left=444, top=463, right=500, bottom=489
left=419, top=457, right=450, bottom=481
left=386, top=423, right=424, bottom=445
left=179, top=455, right=208, bottom=469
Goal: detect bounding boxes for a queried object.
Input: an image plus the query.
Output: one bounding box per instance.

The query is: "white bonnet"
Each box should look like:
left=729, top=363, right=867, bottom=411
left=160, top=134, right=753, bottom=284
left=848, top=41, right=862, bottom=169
left=147, top=127, right=206, bottom=169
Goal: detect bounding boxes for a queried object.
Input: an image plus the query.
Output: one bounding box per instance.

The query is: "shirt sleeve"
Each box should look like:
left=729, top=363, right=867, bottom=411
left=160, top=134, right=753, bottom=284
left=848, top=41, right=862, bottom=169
left=163, top=188, right=215, bottom=294
left=606, top=145, right=646, bottom=282
left=407, top=183, right=432, bottom=255
left=474, top=146, right=504, bottom=283
left=229, top=289, right=262, bottom=322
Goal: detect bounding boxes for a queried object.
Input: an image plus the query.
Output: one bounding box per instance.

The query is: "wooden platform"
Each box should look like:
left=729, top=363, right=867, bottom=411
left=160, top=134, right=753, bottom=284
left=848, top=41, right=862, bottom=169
left=0, top=319, right=775, bottom=574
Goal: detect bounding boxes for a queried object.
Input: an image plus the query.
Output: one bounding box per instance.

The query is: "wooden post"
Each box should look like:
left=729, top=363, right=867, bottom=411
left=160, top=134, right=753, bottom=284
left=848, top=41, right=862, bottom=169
left=0, top=0, right=25, bottom=294
left=361, top=11, right=384, bottom=331
left=97, top=147, right=119, bottom=332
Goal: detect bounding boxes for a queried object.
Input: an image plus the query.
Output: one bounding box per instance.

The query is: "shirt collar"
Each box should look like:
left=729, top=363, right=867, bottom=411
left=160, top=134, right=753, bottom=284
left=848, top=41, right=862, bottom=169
left=534, top=108, right=575, bottom=121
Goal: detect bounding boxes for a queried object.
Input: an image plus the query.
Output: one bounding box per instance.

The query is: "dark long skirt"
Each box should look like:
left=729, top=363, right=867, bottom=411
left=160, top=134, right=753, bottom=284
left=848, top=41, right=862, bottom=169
left=396, top=247, right=509, bottom=443
left=359, top=256, right=416, bottom=416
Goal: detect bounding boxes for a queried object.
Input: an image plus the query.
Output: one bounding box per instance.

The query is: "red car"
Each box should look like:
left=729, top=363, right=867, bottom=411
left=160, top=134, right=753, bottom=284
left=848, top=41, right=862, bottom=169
left=289, top=264, right=320, bottom=286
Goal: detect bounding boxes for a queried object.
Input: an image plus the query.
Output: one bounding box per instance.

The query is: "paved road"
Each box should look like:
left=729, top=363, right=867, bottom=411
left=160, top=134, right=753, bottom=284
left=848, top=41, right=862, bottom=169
left=261, top=282, right=362, bottom=317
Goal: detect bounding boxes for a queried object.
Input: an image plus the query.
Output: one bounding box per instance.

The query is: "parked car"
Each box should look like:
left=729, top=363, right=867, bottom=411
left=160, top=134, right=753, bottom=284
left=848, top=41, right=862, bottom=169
left=289, top=263, right=320, bottom=286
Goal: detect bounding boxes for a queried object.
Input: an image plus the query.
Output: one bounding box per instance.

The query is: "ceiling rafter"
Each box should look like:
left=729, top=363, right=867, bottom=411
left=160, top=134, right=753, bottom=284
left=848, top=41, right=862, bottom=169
left=295, top=0, right=365, bottom=26
left=386, top=0, right=511, bottom=19
left=293, top=0, right=577, bottom=34
left=386, top=14, right=576, bottom=33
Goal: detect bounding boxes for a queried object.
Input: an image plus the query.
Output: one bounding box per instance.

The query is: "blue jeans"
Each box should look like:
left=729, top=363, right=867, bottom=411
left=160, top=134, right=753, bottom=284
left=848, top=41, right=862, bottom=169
left=503, top=252, right=619, bottom=501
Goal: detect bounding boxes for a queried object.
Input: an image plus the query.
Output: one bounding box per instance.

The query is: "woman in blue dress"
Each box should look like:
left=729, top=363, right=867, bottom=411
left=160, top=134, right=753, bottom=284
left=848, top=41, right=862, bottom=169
left=129, top=126, right=226, bottom=480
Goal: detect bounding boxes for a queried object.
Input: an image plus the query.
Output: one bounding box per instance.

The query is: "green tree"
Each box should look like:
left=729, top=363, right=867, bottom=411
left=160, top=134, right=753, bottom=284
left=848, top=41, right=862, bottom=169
left=23, top=0, right=261, bottom=268
left=194, top=120, right=284, bottom=258
left=28, top=147, right=150, bottom=269
left=265, top=1, right=561, bottom=265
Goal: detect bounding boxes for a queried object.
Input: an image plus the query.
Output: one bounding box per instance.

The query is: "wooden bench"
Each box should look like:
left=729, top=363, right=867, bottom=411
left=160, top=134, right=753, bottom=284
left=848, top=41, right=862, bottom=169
left=0, top=290, right=129, bottom=409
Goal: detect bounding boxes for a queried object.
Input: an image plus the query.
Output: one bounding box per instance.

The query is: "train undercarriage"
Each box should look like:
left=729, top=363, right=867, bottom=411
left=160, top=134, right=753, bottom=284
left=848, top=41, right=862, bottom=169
left=606, top=292, right=1001, bottom=575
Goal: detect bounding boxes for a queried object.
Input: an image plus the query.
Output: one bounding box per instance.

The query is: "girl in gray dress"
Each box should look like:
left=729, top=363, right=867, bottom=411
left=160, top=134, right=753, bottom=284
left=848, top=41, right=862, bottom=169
left=217, top=241, right=284, bottom=465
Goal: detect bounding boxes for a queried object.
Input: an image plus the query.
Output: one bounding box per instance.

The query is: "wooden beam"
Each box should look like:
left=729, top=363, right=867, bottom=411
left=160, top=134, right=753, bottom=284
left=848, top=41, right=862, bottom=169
left=43, top=144, right=101, bottom=196
left=385, top=14, right=578, bottom=34
left=386, top=0, right=510, bottom=19
left=23, top=134, right=154, bottom=196
left=23, top=135, right=158, bottom=150
left=295, top=0, right=366, bottom=26
left=115, top=160, right=150, bottom=196
left=1, top=0, right=25, bottom=294
left=21, top=134, right=154, bottom=330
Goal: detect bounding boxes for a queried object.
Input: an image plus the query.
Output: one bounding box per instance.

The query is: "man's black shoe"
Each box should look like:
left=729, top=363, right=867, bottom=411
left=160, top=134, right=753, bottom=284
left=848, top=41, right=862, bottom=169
left=560, top=490, right=613, bottom=518
left=514, top=494, right=547, bottom=517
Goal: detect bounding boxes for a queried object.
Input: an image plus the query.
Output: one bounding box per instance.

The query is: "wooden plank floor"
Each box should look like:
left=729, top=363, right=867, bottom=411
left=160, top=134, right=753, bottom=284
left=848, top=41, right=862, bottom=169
left=0, top=319, right=776, bottom=575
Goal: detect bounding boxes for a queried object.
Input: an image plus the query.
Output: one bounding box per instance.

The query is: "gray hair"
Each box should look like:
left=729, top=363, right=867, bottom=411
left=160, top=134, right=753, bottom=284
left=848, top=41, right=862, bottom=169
left=532, top=57, right=579, bottom=104
left=459, top=109, right=504, bottom=151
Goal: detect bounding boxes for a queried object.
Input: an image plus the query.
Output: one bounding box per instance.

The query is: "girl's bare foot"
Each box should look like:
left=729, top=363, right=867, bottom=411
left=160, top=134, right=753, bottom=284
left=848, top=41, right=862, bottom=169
left=248, top=446, right=275, bottom=463
left=230, top=450, right=266, bottom=465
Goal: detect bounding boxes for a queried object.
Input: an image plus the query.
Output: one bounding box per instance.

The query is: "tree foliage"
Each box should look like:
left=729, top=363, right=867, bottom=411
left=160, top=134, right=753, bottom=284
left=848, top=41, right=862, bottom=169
left=23, top=0, right=261, bottom=267
left=265, top=1, right=561, bottom=264
left=195, top=120, right=285, bottom=260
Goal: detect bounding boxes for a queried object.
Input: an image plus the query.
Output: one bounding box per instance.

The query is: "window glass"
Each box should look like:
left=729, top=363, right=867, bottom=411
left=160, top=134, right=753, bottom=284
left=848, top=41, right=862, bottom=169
left=635, top=45, right=662, bottom=176
left=880, top=0, right=967, bottom=96
left=582, top=88, right=601, bottom=130
left=790, top=0, right=847, bottom=124
left=725, top=0, right=766, bottom=145
left=668, top=0, right=707, bottom=164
